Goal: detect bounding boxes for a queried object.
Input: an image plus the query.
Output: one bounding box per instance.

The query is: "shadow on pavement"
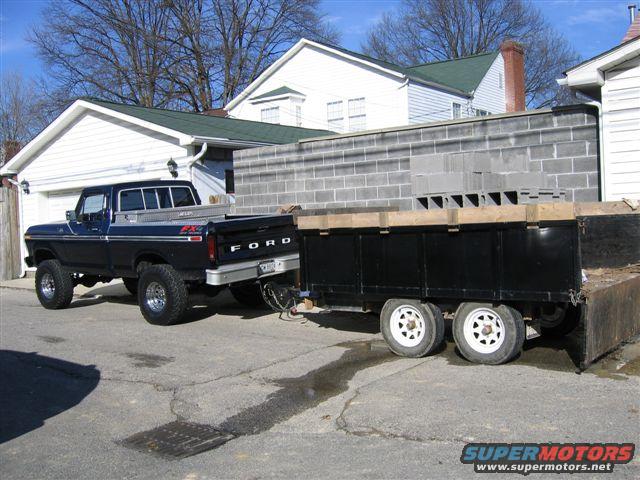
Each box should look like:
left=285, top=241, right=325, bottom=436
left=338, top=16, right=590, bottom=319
left=0, top=350, right=100, bottom=443
left=302, top=310, right=381, bottom=334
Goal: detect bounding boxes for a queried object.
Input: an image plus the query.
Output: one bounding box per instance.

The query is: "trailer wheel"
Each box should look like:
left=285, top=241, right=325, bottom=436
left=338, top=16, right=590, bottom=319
left=230, top=283, right=265, bottom=308
left=35, top=259, right=74, bottom=310
left=137, top=265, right=188, bottom=326
left=453, top=303, right=524, bottom=365
left=122, top=277, right=138, bottom=295
left=380, top=299, right=444, bottom=358
left=540, top=303, right=581, bottom=337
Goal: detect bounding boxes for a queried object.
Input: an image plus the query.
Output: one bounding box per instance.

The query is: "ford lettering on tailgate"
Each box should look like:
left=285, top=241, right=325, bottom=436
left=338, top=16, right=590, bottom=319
left=226, top=237, right=293, bottom=253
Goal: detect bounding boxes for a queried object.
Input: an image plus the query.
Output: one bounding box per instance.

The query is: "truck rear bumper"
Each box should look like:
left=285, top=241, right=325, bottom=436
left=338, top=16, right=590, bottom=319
left=206, top=253, right=299, bottom=285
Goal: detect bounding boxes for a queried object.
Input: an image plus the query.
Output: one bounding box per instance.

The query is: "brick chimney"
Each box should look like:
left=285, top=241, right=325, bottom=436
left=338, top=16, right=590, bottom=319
left=500, top=40, right=526, bottom=112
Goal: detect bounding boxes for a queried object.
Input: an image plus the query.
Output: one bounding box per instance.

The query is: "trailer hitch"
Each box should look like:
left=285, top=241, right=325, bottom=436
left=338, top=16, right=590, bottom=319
left=260, top=281, right=312, bottom=321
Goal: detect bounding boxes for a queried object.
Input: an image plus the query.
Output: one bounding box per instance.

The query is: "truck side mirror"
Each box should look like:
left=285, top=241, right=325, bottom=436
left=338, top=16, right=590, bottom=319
left=66, top=210, right=77, bottom=222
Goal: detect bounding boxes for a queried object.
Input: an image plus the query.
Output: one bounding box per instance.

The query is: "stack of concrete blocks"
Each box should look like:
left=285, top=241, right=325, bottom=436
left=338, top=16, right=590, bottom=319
left=232, top=105, right=599, bottom=214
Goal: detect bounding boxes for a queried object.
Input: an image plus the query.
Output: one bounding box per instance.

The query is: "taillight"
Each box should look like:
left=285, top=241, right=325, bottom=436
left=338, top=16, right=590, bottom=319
left=207, top=234, right=216, bottom=263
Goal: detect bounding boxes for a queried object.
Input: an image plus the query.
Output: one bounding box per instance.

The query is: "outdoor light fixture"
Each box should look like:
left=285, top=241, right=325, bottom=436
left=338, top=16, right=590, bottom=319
left=167, top=159, right=178, bottom=178
left=20, top=179, right=30, bottom=194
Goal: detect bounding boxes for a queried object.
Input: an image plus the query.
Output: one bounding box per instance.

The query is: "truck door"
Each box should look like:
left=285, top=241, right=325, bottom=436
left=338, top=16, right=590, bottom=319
left=65, top=189, right=111, bottom=274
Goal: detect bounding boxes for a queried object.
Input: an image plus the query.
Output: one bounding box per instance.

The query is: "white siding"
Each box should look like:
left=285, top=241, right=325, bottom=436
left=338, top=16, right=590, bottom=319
left=407, top=82, right=470, bottom=124
left=228, top=44, right=409, bottom=132
left=602, top=55, right=640, bottom=200
left=471, top=54, right=506, bottom=115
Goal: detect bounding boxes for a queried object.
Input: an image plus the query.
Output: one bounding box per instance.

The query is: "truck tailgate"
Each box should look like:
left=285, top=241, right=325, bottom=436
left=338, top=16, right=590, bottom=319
left=210, top=214, right=297, bottom=265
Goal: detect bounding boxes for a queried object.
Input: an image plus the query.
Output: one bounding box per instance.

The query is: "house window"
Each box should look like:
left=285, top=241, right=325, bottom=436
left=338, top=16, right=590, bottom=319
left=295, top=105, right=302, bottom=127
left=261, top=106, right=279, bottom=124
left=225, top=169, right=235, bottom=194
left=327, top=101, right=344, bottom=131
left=348, top=97, right=366, bottom=131
left=452, top=102, right=462, bottom=119
left=474, top=108, right=490, bottom=116
left=499, top=73, right=504, bottom=89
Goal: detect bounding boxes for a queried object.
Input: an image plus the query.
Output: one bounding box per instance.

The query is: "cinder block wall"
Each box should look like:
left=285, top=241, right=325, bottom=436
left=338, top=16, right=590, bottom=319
left=233, top=105, right=599, bottom=214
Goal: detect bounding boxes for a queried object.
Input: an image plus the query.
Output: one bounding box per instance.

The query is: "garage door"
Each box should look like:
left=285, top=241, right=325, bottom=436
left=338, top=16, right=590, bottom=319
left=48, top=190, right=82, bottom=221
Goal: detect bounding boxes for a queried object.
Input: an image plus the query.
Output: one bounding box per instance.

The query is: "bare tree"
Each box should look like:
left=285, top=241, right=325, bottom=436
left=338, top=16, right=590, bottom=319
left=29, top=0, right=175, bottom=109
left=29, top=0, right=338, bottom=112
left=363, top=0, right=579, bottom=108
left=0, top=72, right=49, bottom=165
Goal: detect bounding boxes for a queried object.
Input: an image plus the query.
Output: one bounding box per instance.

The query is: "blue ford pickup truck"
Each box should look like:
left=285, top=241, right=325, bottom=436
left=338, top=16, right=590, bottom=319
left=24, top=180, right=299, bottom=325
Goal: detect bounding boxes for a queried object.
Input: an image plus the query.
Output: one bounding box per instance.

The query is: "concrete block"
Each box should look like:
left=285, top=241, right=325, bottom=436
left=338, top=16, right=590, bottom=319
left=573, top=187, right=599, bottom=201
left=556, top=141, right=587, bottom=158
left=274, top=143, right=297, bottom=156
left=235, top=184, right=251, bottom=195
left=296, top=191, right=315, bottom=203
left=410, top=154, right=446, bottom=174
left=587, top=141, right=599, bottom=156
left=502, top=172, right=547, bottom=189
left=249, top=159, right=267, bottom=172
left=315, top=190, right=335, bottom=202
left=398, top=157, right=410, bottom=170
left=557, top=173, right=588, bottom=188
left=541, top=158, right=573, bottom=174
left=365, top=146, right=388, bottom=161
left=366, top=199, right=390, bottom=207
left=387, top=143, right=411, bottom=158
left=303, top=153, right=324, bottom=167
left=345, top=175, right=366, bottom=188
left=333, top=137, right=354, bottom=150
left=356, top=187, right=378, bottom=200
left=344, top=201, right=367, bottom=208
left=259, top=171, right=277, bottom=183
left=335, top=163, right=356, bottom=177
left=529, top=160, right=542, bottom=172
left=396, top=129, right=421, bottom=144
left=366, top=172, right=388, bottom=186
left=572, top=125, right=597, bottom=141
left=391, top=198, right=413, bottom=211
left=293, top=168, right=313, bottom=181
left=445, top=153, right=465, bottom=172
left=389, top=171, right=411, bottom=185
left=376, top=158, right=400, bottom=172
left=420, top=126, right=447, bottom=141
left=304, top=178, right=324, bottom=191
left=512, top=131, right=541, bottom=146
left=311, top=139, right=335, bottom=153
left=424, top=172, right=482, bottom=194
left=573, top=156, right=598, bottom=173
left=460, top=137, right=488, bottom=151
left=355, top=160, right=378, bottom=175
left=499, top=116, right=530, bottom=133
left=322, top=151, right=344, bottom=165
left=528, top=113, right=555, bottom=130
left=410, top=142, right=436, bottom=156
left=277, top=170, right=295, bottom=181
left=463, top=151, right=492, bottom=172
left=554, top=110, right=586, bottom=127
left=496, top=147, right=528, bottom=171
left=481, top=173, right=504, bottom=190
left=588, top=172, right=600, bottom=188
left=447, top=123, right=473, bottom=138
left=541, top=127, right=572, bottom=143
left=277, top=193, right=296, bottom=205
left=473, top=120, right=500, bottom=137
left=400, top=184, right=412, bottom=197
left=234, top=207, right=253, bottom=214
left=314, top=165, right=335, bottom=178
left=585, top=111, right=597, bottom=125
left=353, top=136, right=376, bottom=149
left=343, top=148, right=366, bottom=163
left=435, top=139, right=461, bottom=153
left=258, top=146, right=277, bottom=159
left=286, top=180, right=304, bottom=192
left=375, top=131, right=400, bottom=146
left=325, top=202, right=347, bottom=209
left=530, top=144, right=555, bottom=160
left=268, top=181, right=286, bottom=193
left=488, top=134, right=514, bottom=148
left=378, top=185, right=400, bottom=199
left=411, top=174, right=429, bottom=195
left=335, top=189, right=356, bottom=201
left=324, top=177, right=345, bottom=189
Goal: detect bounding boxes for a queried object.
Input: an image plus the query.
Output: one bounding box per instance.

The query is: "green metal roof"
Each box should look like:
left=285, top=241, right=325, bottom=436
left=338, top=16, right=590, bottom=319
left=316, top=41, right=499, bottom=96
left=84, top=98, right=333, bottom=144
left=251, top=86, right=304, bottom=100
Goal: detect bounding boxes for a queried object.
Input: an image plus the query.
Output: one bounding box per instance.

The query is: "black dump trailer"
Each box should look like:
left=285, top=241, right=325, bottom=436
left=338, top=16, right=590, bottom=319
left=296, top=202, right=640, bottom=367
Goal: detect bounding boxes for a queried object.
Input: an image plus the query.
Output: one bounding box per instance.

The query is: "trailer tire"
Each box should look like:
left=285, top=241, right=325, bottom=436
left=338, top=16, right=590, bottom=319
left=138, top=265, right=188, bottom=326
left=453, top=303, right=524, bottom=365
left=35, top=259, right=74, bottom=310
left=230, top=283, right=265, bottom=308
left=122, top=277, right=138, bottom=295
left=380, top=299, right=444, bottom=358
left=540, top=304, right=581, bottom=337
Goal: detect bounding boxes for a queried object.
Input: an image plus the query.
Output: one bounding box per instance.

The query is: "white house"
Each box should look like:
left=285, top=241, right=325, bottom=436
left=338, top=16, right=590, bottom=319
left=0, top=98, right=330, bottom=273
left=226, top=39, right=526, bottom=133
left=559, top=21, right=640, bottom=200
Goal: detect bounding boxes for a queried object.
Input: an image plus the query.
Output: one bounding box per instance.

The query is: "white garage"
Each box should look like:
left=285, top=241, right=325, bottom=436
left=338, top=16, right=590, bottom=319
left=0, top=98, right=331, bottom=274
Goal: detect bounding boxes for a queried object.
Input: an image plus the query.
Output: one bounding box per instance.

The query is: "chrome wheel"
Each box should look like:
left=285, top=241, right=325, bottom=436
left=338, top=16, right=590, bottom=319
left=389, top=305, right=426, bottom=348
left=40, top=273, right=56, bottom=299
left=463, top=308, right=505, bottom=354
left=145, top=281, right=167, bottom=313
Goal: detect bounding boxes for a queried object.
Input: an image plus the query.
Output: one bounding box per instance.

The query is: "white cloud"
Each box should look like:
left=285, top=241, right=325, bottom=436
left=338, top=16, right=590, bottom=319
left=567, top=6, right=627, bottom=26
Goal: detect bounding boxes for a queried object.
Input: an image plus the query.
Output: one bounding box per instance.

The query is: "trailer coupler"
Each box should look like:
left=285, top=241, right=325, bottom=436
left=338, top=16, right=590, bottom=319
left=260, top=281, right=319, bottom=320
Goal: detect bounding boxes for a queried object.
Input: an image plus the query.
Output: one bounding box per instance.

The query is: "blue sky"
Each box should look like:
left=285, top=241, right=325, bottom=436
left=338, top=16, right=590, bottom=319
left=0, top=0, right=635, bottom=81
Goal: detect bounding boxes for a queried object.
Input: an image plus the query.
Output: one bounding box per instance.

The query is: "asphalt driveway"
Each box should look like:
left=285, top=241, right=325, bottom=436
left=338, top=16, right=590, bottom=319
left=0, top=284, right=638, bottom=479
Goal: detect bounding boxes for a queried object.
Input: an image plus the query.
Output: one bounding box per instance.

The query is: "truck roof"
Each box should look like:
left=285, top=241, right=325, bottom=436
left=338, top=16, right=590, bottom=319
left=86, top=180, right=195, bottom=191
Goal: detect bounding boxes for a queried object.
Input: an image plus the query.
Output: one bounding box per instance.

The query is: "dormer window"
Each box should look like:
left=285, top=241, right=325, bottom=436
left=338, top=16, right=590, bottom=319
left=261, top=107, right=280, bottom=124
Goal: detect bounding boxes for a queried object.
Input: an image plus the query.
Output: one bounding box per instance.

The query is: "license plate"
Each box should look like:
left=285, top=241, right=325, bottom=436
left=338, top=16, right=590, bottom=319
left=258, top=260, right=276, bottom=275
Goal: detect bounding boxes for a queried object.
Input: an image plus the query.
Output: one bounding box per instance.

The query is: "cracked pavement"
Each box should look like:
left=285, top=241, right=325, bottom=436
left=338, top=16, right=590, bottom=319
left=1, top=285, right=639, bottom=479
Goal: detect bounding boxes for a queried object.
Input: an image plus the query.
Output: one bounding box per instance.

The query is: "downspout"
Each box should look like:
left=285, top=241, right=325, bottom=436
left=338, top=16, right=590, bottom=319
left=584, top=100, right=606, bottom=201
left=187, top=142, right=208, bottom=184
left=4, top=177, right=27, bottom=278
